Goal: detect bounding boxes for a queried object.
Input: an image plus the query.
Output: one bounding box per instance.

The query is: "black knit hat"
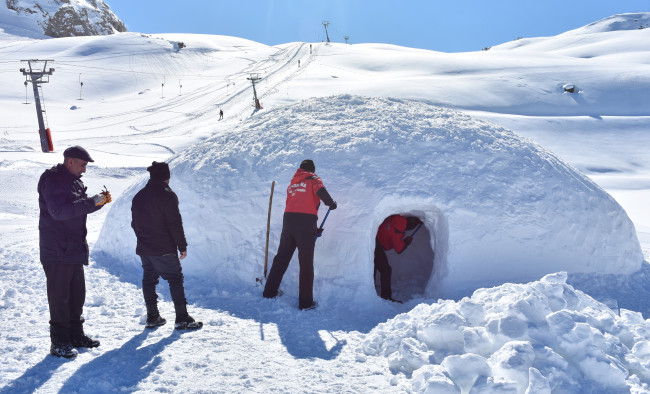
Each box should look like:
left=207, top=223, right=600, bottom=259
left=300, top=159, right=315, bottom=173
left=147, top=161, right=170, bottom=181
left=63, top=145, right=94, bottom=162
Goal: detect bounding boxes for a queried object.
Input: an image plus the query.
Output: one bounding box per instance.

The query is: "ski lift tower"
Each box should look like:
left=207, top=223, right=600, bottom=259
left=247, top=73, right=263, bottom=110
left=322, top=21, right=331, bottom=44
left=20, top=59, right=55, bottom=152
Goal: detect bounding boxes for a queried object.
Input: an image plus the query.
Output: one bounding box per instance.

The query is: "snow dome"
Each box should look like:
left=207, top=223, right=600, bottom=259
left=94, top=95, right=643, bottom=304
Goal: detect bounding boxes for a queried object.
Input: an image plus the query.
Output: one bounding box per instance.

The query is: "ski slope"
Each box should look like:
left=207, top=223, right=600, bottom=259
left=1, top=12, right=650, bottom=393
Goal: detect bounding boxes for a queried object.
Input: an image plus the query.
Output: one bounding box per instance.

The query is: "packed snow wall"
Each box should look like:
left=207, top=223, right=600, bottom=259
left=93, top=95, right=643, bottom=303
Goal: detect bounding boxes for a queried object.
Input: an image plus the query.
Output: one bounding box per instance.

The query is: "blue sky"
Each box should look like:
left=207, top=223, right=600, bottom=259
left=106, top=0, right=648, bottom=52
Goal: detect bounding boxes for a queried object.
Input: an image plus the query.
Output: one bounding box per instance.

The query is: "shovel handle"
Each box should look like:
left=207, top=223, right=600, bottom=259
left=318, top=208, right=331, bottom=230
left=410, top=222, right=423, bottom=237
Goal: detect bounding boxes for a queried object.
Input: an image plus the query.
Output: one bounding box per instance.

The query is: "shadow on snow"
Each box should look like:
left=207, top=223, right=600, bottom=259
left=91, top=251, right=406, bottom=360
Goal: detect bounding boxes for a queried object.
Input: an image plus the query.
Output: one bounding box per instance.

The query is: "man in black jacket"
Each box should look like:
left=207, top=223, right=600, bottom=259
left=131, top=161, right=202, bottom=330
left=38, top=146, right=111, bottom=358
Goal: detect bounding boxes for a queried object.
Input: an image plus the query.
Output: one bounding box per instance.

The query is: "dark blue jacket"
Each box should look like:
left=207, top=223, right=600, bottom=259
left=131, top=179, right=188, bottom=256
left=38, top=164, right=102, bottom=265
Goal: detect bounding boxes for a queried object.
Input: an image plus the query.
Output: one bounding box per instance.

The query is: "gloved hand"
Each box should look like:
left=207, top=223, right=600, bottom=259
left=403, top=236, right=413, bottom=248
left=92, top=193, right=108, bottom=206
left=92, top=189, right=112, bottom=206
left=101, top=190, right=112, bottom=204
left=397, top=236, right=413, bottom=254
left=316, top=228, right=324, bottom=238
left=328, top=201, right=337, bottom=210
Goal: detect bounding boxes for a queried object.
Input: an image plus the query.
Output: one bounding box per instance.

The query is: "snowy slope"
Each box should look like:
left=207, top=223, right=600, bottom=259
left=1, top=12, right=650, bottom=394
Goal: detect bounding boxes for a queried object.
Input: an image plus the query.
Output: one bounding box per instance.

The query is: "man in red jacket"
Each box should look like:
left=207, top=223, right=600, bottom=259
left=263, top=159, right=337, bottom=310
left=375, top=215, right=421, bottom=302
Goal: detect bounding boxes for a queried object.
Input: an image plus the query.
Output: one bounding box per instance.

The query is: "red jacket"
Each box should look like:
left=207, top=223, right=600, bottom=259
left=377, top=215, right=408, bottom=253
left=285, top=168, right=326, bottom=215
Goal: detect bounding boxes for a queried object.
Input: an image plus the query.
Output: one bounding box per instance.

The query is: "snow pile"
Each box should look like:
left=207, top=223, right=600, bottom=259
left=94, top=95, right=642, bottom=303
left=362, top=272, right=650, bottom=393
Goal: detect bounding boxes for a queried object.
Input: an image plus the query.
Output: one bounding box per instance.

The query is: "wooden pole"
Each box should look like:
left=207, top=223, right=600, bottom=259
left=263, top=180, right=276, bottom=279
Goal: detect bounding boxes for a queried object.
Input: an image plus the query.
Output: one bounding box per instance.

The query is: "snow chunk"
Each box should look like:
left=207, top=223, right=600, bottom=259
left=362, top=275, right=650, bottom=392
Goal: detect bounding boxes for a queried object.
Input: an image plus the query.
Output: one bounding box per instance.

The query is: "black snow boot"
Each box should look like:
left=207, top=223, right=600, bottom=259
left=174, top=303, right=202, bottom=330
left=299, top=301, right=318, bottom=311
left=146, top=315, right=167, bottom=328
left=263, top=289, right=283, bottom=299
left=71, top=334, right=100, bottom=348
left=145, top=304, right=167, bottom=329
left=50, top=342, right=78, bottom=358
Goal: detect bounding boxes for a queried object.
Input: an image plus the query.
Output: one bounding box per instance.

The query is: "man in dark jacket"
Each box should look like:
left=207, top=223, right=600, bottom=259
left=131, top=161, right=202, bottom=330
left=38, top=145, right=111, bottom=358
left=375, top=215, right=421, bottom=303
left=263, top=159, right=337, bottom=310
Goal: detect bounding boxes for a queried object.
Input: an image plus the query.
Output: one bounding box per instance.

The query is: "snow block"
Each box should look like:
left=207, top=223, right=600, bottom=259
left=93, top=95, right=643, bottom=302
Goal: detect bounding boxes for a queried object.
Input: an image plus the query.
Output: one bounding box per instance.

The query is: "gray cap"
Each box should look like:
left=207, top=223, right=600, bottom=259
left=63, top=146, right=94, bottom=162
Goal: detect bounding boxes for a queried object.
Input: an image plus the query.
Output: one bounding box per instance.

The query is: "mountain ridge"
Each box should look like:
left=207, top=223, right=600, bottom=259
left=1, top=0, right=126, bottom=38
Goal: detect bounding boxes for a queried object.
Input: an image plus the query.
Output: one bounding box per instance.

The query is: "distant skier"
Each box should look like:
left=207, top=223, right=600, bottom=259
left=375, top=215, right=421, bottom=303
left=131, top=161, right=202, bottom=330
left=263, top=159, right=337, bottom=310
left=219, top=109, right=224, bottom=120
left=38, top=146, right=111, bottom=358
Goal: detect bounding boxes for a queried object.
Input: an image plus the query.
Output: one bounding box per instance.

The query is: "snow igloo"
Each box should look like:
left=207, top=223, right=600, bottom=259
left=94, top=95, right=642, bottom=305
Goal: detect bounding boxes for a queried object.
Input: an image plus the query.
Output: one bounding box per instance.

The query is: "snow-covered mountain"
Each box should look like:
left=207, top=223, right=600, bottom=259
left=1, top=11, right=650, bottom=394
left=567, top=12, right=650, bottom=34
left=0, top=0, right=126, bottom=38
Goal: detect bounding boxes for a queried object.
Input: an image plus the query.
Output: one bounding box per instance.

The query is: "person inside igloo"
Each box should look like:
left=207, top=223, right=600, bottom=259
left=374, top=214, right=423, bottom=303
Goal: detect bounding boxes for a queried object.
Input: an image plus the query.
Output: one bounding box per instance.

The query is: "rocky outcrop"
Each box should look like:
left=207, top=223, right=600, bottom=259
left=5, top=0, right=127, bottom=37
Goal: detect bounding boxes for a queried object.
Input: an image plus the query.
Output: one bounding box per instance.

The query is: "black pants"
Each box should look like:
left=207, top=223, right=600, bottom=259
left=374, top=238, right=392, bottom=299
left=42, top=264, right=86, bottom=342
left=140, top=254, right=187, bottom=307
left=263, top=212, right=317, bottom=308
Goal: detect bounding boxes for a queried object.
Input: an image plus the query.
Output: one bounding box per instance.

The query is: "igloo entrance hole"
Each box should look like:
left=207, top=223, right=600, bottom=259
left=374, top=215, right=435, bottom=302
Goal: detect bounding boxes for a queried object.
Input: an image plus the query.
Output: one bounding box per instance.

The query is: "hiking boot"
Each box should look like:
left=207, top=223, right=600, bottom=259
left=174, top=314, right=203, bottom=330
left=381, top=296, right=402, bottom=304
left=50, top=342, right=78, bottom=358
left=145, top=314, right=167, bottom=329
left=71, top=334, right=100, bottom=348
left=299, top=301, right=317, bottom=311
left=263, top=289, right=283, bottom=299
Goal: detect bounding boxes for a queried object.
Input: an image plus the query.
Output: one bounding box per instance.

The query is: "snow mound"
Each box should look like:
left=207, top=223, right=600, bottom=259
left=93, top=95, right=642, bottom=304
left=362, top=272, right=650, bottom=393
